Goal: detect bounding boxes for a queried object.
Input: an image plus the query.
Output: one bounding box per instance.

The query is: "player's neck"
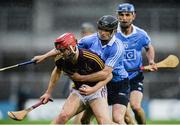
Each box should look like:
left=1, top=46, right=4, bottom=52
left=121, top=25, right=133, bottom=35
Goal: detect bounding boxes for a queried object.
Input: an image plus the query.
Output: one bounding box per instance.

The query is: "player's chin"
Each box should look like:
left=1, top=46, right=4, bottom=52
left=120, top=23, right=130, bottom=28
left=99, top=36, right=107, bottom=40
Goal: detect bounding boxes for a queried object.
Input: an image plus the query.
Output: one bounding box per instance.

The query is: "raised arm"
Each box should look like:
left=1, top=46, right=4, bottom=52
left=32, top=48, right=58, bottom=63
left=40, top=66, right=62, bottom=103
left=70, top=65, right=113, bottom=82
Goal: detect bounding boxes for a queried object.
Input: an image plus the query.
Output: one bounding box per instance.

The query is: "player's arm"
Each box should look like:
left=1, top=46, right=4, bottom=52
left=70, top=65, right=113, bottom=82
left=40, top=66, right=62, bottom=103
left=145, top=43, right=157, bottom=71
left=145, top=44, right=155, bottom=64
left=32, top=48, right=58, bottom=63
left=71, top=44, right=121, bottom=82
left=79, top=73, right=112, bottom=95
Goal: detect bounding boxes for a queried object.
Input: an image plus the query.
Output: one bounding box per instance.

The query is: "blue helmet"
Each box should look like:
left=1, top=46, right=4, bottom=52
left=116, top=3, right=135, bottom=13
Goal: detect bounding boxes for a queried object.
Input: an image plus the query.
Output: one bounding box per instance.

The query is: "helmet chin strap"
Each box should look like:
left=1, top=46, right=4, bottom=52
left=110, top=30, right=115, bottom=38
left=69, top=45, right=76, bottom=54
left=68, top=45, right=79, bottom=62
left=69, top=45, right=77, bottom=54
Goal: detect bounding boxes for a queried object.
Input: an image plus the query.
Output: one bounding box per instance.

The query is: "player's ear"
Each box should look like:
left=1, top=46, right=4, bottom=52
left=132, top=12, right=136, bottom=19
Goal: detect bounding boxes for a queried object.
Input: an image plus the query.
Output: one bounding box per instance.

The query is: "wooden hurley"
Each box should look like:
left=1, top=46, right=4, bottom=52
left=8, top=98, right=53, bottom=121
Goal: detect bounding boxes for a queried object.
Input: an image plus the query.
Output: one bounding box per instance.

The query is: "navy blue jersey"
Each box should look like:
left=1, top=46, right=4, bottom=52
left=55, top=48, right=105, bottom=89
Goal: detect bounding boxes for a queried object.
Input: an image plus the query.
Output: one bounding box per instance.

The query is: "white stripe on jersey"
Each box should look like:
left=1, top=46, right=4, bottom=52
left=108, top=39, right=123, bottom=67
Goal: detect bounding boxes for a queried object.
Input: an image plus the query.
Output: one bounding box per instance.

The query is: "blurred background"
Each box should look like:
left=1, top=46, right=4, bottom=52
left=0, top=0, right=180, bottom=122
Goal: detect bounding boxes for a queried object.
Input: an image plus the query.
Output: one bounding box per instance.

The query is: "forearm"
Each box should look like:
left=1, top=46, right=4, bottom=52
left=46, top=67, right=61, bottom=94
left=92, top=73, right=113, bottom=91
left=44, top=48, right=58, bottom=59
left=146, top=44, right=155, bottom=64
left=32, top=49, right=58, bottom=63
left=79, top=66, right=112, bottom=82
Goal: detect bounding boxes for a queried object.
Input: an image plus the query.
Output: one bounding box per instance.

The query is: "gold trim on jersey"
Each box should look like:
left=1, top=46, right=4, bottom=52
left=83, top=51, right=104, bottom=69
left=54, top=54, right=63, bottom=62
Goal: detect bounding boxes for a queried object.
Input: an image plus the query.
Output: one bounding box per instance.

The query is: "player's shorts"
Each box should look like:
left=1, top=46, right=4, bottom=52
left=71, top=86, right=107, bottom=105
left=107, top=78, right=129, bottom=106
left=130, top=72, right=144, bottom=93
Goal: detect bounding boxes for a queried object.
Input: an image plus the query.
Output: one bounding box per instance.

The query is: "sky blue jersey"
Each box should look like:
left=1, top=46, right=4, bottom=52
left=78, top=33, right=128, bottom=82
left=116, top=24, right=151, bottom=79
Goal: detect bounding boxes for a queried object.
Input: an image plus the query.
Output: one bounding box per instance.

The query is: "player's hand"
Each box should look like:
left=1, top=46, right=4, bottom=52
left=69, top=72, right=82, bottom=81
left=79, top=84, right=96, bottom=95
left=40, top=93, right=51, bottom=104
left=149, top=62, right=158, bottom=71
left=31, top=55, right=46, bottom=63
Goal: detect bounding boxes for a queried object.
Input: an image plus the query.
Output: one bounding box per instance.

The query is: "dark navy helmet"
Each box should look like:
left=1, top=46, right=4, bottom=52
left=116, top=3, right=135, bottom=13
left=97, top=15, right=118, bottom=31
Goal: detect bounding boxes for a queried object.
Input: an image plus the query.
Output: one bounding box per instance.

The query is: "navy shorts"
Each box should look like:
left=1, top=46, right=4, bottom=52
left=130, top=72, right=144, bottom=93
left=107, top=78, right=130, bottom=106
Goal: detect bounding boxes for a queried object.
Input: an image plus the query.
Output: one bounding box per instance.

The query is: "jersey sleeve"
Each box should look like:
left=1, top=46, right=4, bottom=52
left=105, top=41, right=124, bottom=69
left=78, top=37, right=92, bottom=49
left=141, top=32, right=151, bottom=48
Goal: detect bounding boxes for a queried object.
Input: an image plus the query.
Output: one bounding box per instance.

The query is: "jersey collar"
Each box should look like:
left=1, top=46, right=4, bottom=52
left=117, top=23, right=137, bottom=38
left=101, top=35, right=116, bottom=48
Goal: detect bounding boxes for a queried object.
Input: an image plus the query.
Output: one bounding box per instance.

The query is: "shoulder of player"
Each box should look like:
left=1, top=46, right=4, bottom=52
left=81, top=49, right=104, bottom=65
left=81, top=49, right=105, bottom=69
left=133, top=25, right=149, bottom=37
left=113, top=36, right=124, bottom=47
left=81, top=49, right=99, bottom=58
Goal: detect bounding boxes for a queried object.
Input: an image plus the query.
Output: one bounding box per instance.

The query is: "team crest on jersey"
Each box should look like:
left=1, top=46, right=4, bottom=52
left=124, top=49, right=136, bottom=60
left=123, top=43, right=128, bottom=49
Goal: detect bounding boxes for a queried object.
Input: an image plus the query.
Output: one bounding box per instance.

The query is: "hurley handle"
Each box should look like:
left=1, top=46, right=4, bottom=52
left=32, top=98, right=53, bottom=109
left=18, top=60, right=36, bottom=66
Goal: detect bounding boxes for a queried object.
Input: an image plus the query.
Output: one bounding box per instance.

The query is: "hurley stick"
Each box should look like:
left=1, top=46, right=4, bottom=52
left=0, top=60, right=36, bottom=72
left=8, top=98, right=53, bottom=121
left=127, top=55, right=179, bottom=72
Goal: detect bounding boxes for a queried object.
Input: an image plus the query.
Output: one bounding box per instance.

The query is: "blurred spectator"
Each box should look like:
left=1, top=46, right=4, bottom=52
left=80, top=22, right=96, bottom=37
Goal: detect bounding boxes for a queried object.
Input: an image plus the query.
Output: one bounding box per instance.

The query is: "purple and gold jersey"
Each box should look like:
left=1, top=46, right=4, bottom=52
left=55, top=49, right=104, bottom=89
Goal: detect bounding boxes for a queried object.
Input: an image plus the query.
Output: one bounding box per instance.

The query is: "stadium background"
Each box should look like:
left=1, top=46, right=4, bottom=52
left=0, top=0, right=180, bottom=123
